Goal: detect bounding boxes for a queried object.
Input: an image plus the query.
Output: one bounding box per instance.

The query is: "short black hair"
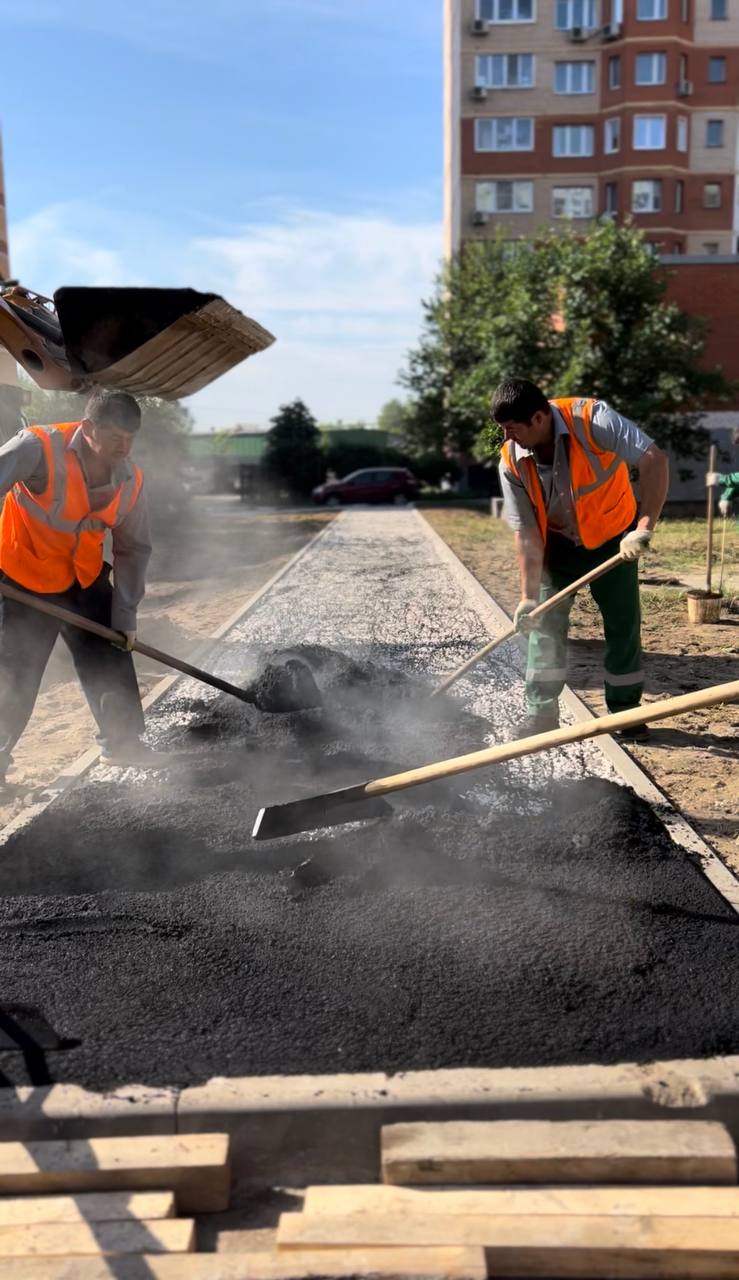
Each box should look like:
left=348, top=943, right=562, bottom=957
left=490, top=379, right=551, bottom=425
left=85, top=389, right=141, bottom=433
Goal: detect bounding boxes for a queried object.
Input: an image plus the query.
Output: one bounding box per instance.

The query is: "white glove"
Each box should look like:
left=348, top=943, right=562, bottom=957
left=719, top=497, right=731, bottom=518
left=513, top=599, right=538, bottom=635
left=620, top=529, right=652, bottom=561
left=706, top=471, right=722, bottom=487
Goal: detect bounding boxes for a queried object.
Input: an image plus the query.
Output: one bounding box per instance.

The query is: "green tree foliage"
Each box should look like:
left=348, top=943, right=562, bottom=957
left=376, top=399, right=410, bottom=437
left=264, top=398, right=323, bottom=496
left=401, top=223, right=733, bottom=462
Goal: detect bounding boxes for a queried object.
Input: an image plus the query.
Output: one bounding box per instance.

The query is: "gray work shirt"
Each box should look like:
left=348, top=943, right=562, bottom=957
left=499, top=401, right=654, bottom=545
left=0, top=427, right=151, bottom=632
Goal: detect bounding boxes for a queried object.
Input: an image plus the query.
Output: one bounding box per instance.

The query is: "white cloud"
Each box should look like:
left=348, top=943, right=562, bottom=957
left=8, top=200, right=441, bottom=427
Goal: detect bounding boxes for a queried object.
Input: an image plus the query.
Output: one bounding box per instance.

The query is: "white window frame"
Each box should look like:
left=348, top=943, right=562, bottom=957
left=604, top=116, right=621, bottom=153
left=706, top=118, right=725, bottom=147
left=552, top=186, right=595, bottom=218
left=608, top=55, right=621, bottom=89
left=677, top=115, right=688, bottom=151
left=612, top=0, right=624, bottom=19
left=477, top=0, right=537, bottom=23
left=703, top=182, right=722, bottom=208
left=708, top=56, right=727, bottom=82
left=553, top=124, right=595, bottom=157
left=476, top=180, right=535, bottom=213
left=636, top=0, right=667, bottom=18
left=554, top=61, right=595, bottom=93
left=633, top=114, right=667, bottom=149
left=476, top=53, right=535, bottom=88
left=632, top=179, right=662, bottom=213
left=554, top=0, right=597, bottom=29
left=475, top=117, right=535, bottom=152
left=635, top=52, right=667, bottom=84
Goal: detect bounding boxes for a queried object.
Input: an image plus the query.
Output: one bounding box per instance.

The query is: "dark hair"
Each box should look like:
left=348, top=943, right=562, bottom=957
left=490, top=379, right=550, bottom=425
left=85, top=389, right=141, bottom=433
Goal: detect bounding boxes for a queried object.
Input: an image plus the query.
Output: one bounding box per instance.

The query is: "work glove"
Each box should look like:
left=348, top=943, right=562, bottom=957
left=706, top=471, right=722, bottom=486
left=619, top=529, right=652, bottom=561
left=113, top=630, right=136, bottom=652
left=719, top=497, right=731, bottom=519
left=513, top=599, right=538, bottom=635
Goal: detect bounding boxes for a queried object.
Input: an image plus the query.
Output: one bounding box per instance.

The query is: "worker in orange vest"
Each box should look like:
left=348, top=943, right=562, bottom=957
left=0, top=389, right=165, bottom=792
left=495, top=378, right=669, bottom=742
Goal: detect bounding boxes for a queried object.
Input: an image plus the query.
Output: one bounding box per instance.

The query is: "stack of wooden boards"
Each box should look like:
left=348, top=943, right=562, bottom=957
left=4, top=1118, right=739, bottom=1276
left=276, top=1118, right=739, bottom=1278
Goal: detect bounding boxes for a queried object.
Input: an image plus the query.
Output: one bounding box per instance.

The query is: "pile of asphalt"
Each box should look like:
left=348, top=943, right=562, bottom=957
left=0, top=645, right=737, bottom=1090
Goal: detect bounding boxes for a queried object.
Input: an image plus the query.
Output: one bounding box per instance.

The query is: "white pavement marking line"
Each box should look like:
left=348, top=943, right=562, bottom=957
left=0, top=515, right=336, bottom=849
left=418, top=509, right=739, bottom=916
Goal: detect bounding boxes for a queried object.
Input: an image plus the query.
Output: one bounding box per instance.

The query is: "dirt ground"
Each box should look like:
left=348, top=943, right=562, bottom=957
left=423, top=509, right=739, bottom=874
left=0, top=499, right=333, bottom=828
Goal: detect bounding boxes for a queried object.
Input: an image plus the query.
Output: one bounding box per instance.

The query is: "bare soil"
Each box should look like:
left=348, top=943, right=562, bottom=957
left=422, top=509, right=739, bottom=875
left=0, top=499, right=333, bottom=827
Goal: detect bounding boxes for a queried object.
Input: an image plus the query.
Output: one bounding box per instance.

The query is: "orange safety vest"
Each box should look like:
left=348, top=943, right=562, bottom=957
left=0, top=422, right=144, bottom=594
left=500, top=397, right=636, bottom=550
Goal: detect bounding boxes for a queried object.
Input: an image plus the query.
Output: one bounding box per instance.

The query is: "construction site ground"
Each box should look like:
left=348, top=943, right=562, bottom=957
left=424, top=508, right=739, bottom=874
left=0, top=506, right=738, bottom=1093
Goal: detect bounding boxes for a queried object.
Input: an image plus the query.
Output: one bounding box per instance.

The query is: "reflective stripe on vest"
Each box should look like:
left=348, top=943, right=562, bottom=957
left=13, top=426, right=142, bottom=534
left=501, top=397, right=636, bottom=549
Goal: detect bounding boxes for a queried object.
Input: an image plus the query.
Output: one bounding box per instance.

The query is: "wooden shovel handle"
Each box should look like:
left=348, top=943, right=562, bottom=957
left=432, top=551, right=625, bottom=696
left=366, top=679, right=739, bottom=799
left=0, top=579, right=256, bottom=706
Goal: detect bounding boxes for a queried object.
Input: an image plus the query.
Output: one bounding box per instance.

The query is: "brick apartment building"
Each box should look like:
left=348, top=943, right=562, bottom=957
left=444, top=0, right=739, bottom=255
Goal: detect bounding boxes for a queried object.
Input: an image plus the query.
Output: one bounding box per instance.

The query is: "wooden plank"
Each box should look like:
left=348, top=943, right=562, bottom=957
left=277, top=1212, right=739, bottom=1276
left=0, top=1191, right=175, bottom=1226
left=0, top=1217, right=194, bottom=1257
left=0, top=1134, right=230, bottom=1212
left=305, top=1182, right=739, bottom=1217
left=1, top=1247, right=488, bottom=1279
left=381, top=1120, right=737, bottom=1185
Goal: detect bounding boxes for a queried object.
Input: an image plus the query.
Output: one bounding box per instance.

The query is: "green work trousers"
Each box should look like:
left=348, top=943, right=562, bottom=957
left=526, top=530, right=643, bottom=717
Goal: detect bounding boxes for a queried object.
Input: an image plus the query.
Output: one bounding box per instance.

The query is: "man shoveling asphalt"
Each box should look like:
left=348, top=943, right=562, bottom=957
left=494, top=378, right=669, bottom=742
left=0, top=389, right=164, bottom=791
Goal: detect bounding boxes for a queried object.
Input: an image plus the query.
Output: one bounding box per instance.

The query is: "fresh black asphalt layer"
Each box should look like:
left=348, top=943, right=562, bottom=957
left=0, top=647, right=737, bottom=1091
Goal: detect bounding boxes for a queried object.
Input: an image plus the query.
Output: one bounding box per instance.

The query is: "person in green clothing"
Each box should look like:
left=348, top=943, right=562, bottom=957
left=707, top=427, right=739, bottom=519
left=494, top=379, right=669, bottom=742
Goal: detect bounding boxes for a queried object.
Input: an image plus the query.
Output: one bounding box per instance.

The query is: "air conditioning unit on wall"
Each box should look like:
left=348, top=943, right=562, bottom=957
left=601, top=21, right=622, bottom=38
left=472, top=85, right=488, bottom=100
left=472, top=211, right=489, bottom=225
left=471, top=18, right=488, bottom=34
left=568, top=25, right=587, bottom=40
left=677, top=79, right=694, bottom=96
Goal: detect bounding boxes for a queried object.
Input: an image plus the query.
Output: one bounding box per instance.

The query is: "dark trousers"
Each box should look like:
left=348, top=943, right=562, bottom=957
left=0, top=568, right=144, bottom=773
left=526, top=531, right=643, bottom=717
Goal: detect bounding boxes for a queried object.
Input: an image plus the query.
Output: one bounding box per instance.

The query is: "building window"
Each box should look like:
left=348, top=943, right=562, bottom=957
left=612, top=0, right=624, bottom=18
left=635, top=52, right=667, bottom=84
left=704, top=182, right=722, bottom=207
left=553, top=124, right=595, bottom=156
left=555, top=0, right=597, bottom=29
left=636, top=0, right=667, bottom=16
left=554, top=61, right=595, bottom=93
left=633, top=115, right=667, bottom=148
left=476, top=54, right=535, bottom=87
left=677, top=115, right=688, bottom=151
left=706, top=118, right=724, bottom=146
left=552, top=186, right=594, bottom=217
left=710, top=0, right=727, bottom=17
left=476, top=180, right=535, bottom=212
left=703, top=242, right=720, bottom=254
left=608, top=56, right=621, bottom=88
left=674, top=179, right=684, bottom=212
left=681, top=0, right=689, bottom=20
left=478, top=0, right=536, bottom=21
left=604, top=116, right=621, bottom=152
left=708, top=56, right=727, bottom=82
left=632, top=179, right=662, bottom=212
left=604, top=181, right=618, bottom=212
left=475, top=117, right=535, bottom=151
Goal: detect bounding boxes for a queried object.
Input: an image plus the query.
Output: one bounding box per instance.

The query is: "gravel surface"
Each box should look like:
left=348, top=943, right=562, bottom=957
left=0, top=510, right=736, bottom=1090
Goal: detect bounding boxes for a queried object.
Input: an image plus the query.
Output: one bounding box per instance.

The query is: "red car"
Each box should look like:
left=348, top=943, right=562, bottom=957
left=312, top=467, right=420, bottom=507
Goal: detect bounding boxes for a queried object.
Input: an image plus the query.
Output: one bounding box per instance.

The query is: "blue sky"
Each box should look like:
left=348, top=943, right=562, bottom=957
left=1, top=0, right=442, bottom=427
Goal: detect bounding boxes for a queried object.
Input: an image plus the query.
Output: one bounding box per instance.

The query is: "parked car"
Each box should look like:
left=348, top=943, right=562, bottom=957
left=312, top=467, right=420, bottom=507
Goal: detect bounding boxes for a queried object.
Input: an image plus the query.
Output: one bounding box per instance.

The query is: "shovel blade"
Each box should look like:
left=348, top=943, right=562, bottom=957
left=252, top=787, right=392, bottom=842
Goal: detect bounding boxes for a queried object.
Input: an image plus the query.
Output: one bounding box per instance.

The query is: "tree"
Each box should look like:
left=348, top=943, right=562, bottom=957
left=401, top=222, right=734, bottom=463
left=376, top=399, right=410, bottom=437
left=264, top=398, right=323, bottom=496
